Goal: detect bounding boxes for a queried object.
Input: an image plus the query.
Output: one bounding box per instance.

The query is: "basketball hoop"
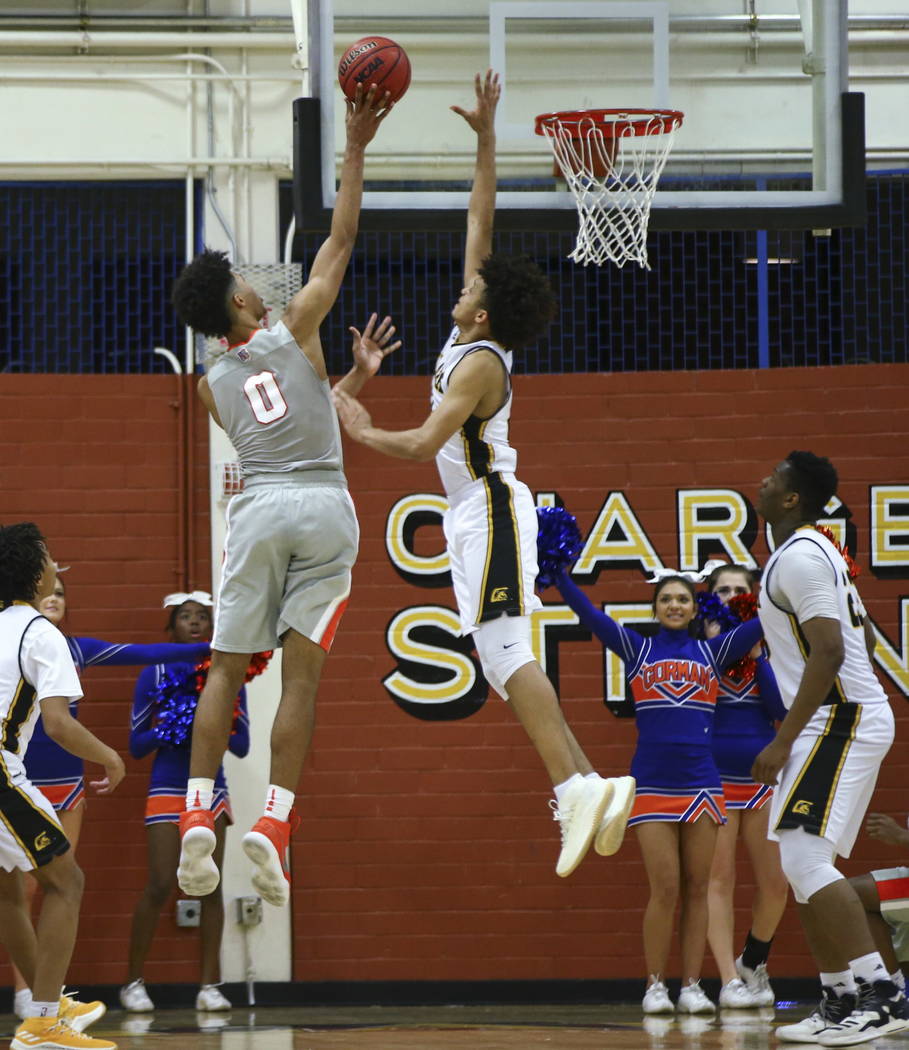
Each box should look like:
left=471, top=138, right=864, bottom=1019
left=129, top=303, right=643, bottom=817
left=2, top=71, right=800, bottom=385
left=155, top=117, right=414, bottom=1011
left=535, top=109, right=683, bottom=269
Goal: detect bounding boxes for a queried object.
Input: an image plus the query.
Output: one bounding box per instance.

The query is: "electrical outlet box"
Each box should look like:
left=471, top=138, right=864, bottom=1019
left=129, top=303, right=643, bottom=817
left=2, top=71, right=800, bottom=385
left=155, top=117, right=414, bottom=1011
left=235, top=895, right=263, bottom=927
left=176, top=899, right=200, bottom=927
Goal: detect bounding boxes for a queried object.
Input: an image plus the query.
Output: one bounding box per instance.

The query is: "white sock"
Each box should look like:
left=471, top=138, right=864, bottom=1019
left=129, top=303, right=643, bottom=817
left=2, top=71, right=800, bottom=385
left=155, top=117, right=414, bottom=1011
left=14, top=989, right=32, bottom=1016
left=27, top=1001, right=58, bottom=1019
left=821, top=970, right=857, bottom=996
left=890, top=970, right=906, bottom=992
left=553, top=773, right=583, bottom=806
left=263, top=784, right=294, bottom=823
left=185, top=778, right=214, bottom=811
left=850, top=951, right=889, bottom=986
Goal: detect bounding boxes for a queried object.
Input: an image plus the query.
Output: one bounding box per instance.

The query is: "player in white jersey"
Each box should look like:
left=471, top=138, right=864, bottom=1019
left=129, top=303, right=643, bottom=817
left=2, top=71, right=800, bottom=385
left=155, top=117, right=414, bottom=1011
left=752, top=451, right=909, bottom=1046
left=170, top=84, right=396, bottom=908
left=0, top=523, right=124, bottom=1050
left=333, top=70, right=634, bottom=879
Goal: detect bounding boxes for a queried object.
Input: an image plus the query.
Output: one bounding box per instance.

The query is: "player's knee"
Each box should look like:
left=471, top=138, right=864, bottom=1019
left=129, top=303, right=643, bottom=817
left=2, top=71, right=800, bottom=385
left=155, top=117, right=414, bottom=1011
left=473, top=616, right=535, bottom=699
left=40, top=854, right=84, bottom=905
left=777, top=827, right=841, bottom=904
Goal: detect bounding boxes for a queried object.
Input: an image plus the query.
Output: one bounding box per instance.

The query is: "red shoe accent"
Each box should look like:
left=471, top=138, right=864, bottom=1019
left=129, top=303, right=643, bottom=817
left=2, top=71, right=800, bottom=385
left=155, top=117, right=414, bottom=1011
left=179, top=808, right=215, bottom=838
left=248, top=811, right=297, bottom=880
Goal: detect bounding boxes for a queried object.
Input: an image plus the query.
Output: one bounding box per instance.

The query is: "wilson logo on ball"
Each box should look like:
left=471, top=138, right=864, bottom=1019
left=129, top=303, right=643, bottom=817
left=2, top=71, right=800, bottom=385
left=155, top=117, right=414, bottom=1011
left=338, top=35, right=411, bottom=105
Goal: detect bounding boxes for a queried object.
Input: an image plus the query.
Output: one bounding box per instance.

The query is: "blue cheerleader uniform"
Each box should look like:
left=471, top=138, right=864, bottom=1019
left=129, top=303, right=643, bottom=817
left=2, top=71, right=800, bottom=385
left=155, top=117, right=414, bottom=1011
left=556, top=574, right=764, bottom=827
left=130, top=663, right=250, bottom=825
left=25, top=636, right=210, bottom=811
left=713, top=656, right=786, bottom=810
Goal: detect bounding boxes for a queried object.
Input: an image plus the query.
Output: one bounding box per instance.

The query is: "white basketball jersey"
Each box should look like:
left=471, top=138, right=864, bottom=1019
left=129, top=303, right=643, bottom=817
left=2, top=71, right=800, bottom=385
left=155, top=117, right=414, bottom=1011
left=430, top=327, right=517, bottom=499
left=759, top=527, right=888, bottom=709
left=0, top=604, right=82, bottom=774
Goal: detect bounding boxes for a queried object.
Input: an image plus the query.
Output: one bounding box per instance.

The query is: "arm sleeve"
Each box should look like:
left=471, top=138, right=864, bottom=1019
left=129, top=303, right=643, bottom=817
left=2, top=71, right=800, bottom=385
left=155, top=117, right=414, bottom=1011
left=708, top=618, right=765, bottom=669
left=754, top=655, right=787, bottom=721
left=228, top=687, right=250, bottom=758
left=129, top=666, right=161, bottom=759
left=554, top=573, right=644, bottom=662
left=73, top=638, right=210, bottom=669
left=772, top=541, right=840, bottom=622
left=22, top=620, right=83, bottom=702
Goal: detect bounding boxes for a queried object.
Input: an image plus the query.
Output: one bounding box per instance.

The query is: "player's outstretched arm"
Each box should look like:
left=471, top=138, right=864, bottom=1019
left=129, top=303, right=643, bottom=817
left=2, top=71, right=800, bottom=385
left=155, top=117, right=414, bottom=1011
left=284, top=85, right=393, bottom=346
left=452, top=69, right=500, bottom=287
left=332, top=313, right=402, bottom=398
left=41, top=696, right=125, bottom=794
left=332, top=349, right=497, bottom=461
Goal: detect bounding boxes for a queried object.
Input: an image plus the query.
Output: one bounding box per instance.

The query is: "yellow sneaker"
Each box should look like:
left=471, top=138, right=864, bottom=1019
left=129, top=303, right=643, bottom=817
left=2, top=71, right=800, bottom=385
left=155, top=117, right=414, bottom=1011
left=59, top=994, right=107, bottom=1032
left=11, top=1015, right=117, bottom=1049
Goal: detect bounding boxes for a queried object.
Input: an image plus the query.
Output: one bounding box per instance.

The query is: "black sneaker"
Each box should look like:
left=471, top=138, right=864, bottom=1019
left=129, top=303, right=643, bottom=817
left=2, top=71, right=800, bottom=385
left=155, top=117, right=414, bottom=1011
left=775, top=986, right=856, bottom=1043
left=817, top=979, right=909, bottom=1046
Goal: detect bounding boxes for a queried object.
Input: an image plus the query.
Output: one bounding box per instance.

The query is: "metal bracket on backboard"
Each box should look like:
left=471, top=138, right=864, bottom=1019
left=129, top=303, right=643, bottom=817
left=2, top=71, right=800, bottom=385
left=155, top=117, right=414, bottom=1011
left=293, top=92, right=865, bottom=235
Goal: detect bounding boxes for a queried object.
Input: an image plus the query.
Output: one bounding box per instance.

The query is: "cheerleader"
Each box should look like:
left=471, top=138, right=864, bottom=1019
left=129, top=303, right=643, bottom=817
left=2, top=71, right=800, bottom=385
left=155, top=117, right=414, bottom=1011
left=703, top=564, right=788, bottom=1009
left=556, top=568, right=764, bottom=1015
left=120, top=593, right=249, bottom=1013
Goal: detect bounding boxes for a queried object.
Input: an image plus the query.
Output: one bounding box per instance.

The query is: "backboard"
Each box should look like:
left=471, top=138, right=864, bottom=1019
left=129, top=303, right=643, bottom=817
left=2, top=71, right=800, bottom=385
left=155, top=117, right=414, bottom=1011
left=294, top=0, right=863, bottom=233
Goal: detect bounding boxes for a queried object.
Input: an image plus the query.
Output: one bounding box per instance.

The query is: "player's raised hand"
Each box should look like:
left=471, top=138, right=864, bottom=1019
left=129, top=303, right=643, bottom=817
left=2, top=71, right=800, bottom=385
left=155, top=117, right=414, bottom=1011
left=332, top=388, right=373, bottom=441
left=451, top=69, right=501, bottom=135
left=345, top=82, right=393, bottom=148
left=865, top=812, right=909, bottom=848
left=350, top=313, right=401, bottom=378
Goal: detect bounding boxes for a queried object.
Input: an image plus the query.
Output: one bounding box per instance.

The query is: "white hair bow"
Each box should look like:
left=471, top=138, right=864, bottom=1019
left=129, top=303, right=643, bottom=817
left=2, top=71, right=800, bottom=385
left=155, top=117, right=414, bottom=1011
left=163, top=590, right=213, bottom=608
left=645, top=559, right=729, bottom=585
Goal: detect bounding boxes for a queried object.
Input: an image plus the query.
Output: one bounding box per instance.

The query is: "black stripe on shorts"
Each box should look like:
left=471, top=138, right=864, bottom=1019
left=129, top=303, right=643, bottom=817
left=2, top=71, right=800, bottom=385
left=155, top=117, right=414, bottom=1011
left=477, top=473, right=524, bottom=624
left=775, top=702, right=861, bottom=837
left=0, top=760, right=70, bottom=869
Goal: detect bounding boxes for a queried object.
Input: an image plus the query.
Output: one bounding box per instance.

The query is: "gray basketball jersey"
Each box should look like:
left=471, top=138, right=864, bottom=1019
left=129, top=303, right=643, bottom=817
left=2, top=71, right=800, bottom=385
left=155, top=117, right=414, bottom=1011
left=207, top=321, right=345, bottom=478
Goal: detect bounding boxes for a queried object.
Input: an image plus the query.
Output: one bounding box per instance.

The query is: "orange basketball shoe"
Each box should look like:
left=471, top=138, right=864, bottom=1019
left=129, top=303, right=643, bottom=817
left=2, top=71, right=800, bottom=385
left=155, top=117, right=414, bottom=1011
left=177, top=808, right=218, bottom=897
left=242, top=811, right=299, bottom=907
left=11, top=1016, right=117, bottom=1049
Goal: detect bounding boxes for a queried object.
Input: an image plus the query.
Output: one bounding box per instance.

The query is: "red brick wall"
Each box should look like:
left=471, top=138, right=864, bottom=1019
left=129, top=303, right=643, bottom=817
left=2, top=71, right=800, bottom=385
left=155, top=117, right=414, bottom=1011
left=0, top=375, right=211, bottom=987
left=1, top=365, right=908, bottom=990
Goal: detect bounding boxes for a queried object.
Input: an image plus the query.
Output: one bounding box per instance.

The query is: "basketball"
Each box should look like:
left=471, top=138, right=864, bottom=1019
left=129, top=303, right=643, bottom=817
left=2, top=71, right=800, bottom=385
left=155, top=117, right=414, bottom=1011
left=338, top=36, right=411, bottom=105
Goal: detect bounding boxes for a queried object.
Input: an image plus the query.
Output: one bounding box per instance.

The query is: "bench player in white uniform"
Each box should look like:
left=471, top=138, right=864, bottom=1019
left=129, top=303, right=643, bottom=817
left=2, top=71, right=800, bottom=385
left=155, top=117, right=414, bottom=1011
left=172, top=85, right=395, bottom=908
left=752, top=451, right=909, bottom=1046
left=0, top=523, right=124, bottom=1050
left=334, top=70, right=634, bottom=879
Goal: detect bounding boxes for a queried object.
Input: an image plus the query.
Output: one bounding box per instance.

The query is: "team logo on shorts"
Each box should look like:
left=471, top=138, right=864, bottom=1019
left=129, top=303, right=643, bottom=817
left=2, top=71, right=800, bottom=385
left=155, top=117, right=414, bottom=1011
left=793, top=799, right=813, bottom=815
left=33, top=831, right=51, bottom=851
left=490, top=587, right=509, bottom=602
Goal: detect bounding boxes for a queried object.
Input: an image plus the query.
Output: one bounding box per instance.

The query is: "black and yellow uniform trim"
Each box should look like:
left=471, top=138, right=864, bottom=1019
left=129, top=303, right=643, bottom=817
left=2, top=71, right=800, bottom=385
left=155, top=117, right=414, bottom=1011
left=476, top=472, right=525, bottom=624
left=775, top=702, right=861, bottom=837
left=0, top=754, right=69, bottom=868
left=460, top=416, right=492, bottom=482
left=784, top=611, right=849, bottom=705
left=1, top=677, right=36, bottom=753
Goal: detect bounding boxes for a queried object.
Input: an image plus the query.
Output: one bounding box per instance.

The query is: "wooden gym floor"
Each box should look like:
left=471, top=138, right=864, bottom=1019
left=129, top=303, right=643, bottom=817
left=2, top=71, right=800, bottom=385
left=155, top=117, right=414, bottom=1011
left=4, top=1002, right=909, bottom=1050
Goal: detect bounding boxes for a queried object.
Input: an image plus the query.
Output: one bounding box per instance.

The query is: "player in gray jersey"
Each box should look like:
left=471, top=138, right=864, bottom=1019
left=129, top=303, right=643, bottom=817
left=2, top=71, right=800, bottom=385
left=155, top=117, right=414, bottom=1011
left=334, top=70, right=634, bottom=880
left=171, top=84, right=396, bottom=909
left=753, top=451, right=909, bottom=1046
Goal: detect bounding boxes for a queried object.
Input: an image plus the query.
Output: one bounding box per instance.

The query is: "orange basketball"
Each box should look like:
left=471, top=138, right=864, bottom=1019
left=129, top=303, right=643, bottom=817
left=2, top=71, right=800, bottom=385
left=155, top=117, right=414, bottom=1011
left=338, top=36, right=411, bottom=105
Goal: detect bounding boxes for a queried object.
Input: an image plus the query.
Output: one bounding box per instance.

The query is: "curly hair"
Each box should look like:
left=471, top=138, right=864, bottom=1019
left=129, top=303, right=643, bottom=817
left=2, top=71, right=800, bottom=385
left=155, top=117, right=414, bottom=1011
left=0, top=522, right=47, bottom=606
left=784, top=450, right=839, bottom=518
left=477, top=254, right=557, bottom=350
left=171, top=248, right=236, bottom=338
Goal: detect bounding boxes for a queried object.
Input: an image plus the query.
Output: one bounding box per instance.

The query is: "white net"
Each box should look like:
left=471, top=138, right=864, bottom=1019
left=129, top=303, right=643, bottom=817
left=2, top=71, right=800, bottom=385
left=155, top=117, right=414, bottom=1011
left=202, top=262, right=304, bottom=365
left=214, top=460, right=244, bottom=504
left=536, top=110, right=683, bottom=270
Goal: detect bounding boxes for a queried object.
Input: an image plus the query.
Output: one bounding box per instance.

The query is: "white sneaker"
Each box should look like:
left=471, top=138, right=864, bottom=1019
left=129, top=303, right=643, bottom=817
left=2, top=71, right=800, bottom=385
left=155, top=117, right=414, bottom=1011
left=776, top=988, right=856, bottom=1043
left=643, top=979, right=674, bottom=1014
left=195, top=984, right=231, bottom=1011
left=817, top=979, right=909, bottom=1046
left=735, top=955, right=775, bottom=1007
left=719, top=977, right=766, bottom=1009
left=550, top=776, right=613, bottom=877
left=120, top=978, right=155, bottom=1012
left=594, top=775, right=636, bottom=856
left=677, top=981, right=716, bottom=1015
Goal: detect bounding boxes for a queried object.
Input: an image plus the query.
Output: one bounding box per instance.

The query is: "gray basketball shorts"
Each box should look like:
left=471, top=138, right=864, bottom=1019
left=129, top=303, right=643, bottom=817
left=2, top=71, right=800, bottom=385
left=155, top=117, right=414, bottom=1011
left=214, top=476, right=359, bottom=653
